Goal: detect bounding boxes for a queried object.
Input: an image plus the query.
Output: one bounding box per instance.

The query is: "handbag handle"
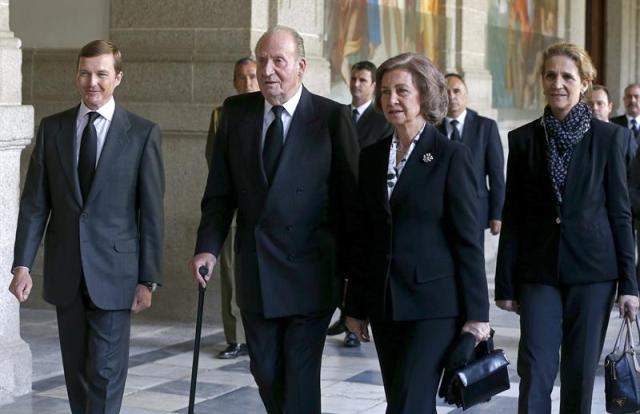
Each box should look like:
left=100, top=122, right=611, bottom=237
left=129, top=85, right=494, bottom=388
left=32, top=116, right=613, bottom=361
left=612, top=318, right=628, bottom=354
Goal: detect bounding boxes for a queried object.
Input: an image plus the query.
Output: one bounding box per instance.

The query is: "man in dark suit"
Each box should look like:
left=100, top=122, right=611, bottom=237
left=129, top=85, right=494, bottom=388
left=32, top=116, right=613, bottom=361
left=348, top=61, right=393, bottom=149
left=205, top=57, right=259, bottom=360
left=190, top=26, right=358, bottom=413
left=438, top=73, right=505, bottom=248
left=9, top=40, right=164, bottom=414
left=611, top=83, right=640, bottom=141
left=588, top=84, right=637, bottom=170
left=327, top=61, right=392, bottom=347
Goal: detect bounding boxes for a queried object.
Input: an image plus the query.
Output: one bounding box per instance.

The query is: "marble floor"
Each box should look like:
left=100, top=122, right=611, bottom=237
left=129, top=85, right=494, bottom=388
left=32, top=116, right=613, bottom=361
left=2, top=294, right=624, bottom=413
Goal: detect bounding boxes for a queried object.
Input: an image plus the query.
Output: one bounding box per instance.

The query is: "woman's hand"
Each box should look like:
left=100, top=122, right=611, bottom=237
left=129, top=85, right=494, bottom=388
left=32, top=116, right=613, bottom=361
left=345, top=316, right=371, bottom=342
left=496, top=300, right=520, bottom=314
left=619, top=295, right=639, bottom=320
left=461, top=320, right=491, bottom=344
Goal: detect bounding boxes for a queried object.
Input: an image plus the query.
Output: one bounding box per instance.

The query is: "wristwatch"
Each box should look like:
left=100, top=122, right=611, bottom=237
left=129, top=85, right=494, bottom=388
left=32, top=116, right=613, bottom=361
left=139, top=281, right=157, bottom=293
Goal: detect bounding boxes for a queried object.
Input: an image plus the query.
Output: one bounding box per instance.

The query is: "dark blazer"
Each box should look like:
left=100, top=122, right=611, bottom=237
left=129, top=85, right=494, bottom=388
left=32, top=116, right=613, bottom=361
left=195, top=87, right=359, bottom=318
left=13, top=104, right=165, bottom=310
left=609, top=115, right=638, bottom=171
left=437, top=109, right=505, bottom=227
left=352, top=104, right=393, bottom=149
left=345, top=125, right=489, bottom=323
left=495, top=118, right=637, bottom=300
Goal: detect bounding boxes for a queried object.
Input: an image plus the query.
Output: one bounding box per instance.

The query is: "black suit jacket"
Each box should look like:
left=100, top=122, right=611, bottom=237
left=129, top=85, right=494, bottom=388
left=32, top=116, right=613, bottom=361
left=437, top=109, right=505, bottom=227
left=13, top=104, right=165, bottom=310
left=344, top=125, right=489, bottom=323
left=352, top=104, right=393, bottom=149
left=609, top=115, right=638, bottom=171
left=195, top=87, right=359, bottom=318
left=495, top=118, right=637, bottom=300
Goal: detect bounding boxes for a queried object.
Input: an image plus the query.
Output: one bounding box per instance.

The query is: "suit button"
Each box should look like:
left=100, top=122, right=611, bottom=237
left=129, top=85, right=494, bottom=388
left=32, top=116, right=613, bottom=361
left=286, top=225, right=293, bottom=231
left=81, top=212, right=88, bottom=219
left=296, top=187, right=304, bottom=194
left=288, top=254, right=295, bottom=261
left=555, top=217, right=561, bottom=224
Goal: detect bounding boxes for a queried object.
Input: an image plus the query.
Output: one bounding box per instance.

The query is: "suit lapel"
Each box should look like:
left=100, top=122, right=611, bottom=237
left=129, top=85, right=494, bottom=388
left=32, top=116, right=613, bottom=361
left=461, top=110, right=477, bottom=144
left=389, top=125, right=439, bottom=207
left=269, top=87, right=321, bottom=188
left=55, top=106, right=84, bottom=207
left=84, top=105, right=131, bottom=205
left=562, top=122, right=593, bottom=205
left=238, top=94, right=267, bottom=188
left=371, top=137, right=392, bottom=214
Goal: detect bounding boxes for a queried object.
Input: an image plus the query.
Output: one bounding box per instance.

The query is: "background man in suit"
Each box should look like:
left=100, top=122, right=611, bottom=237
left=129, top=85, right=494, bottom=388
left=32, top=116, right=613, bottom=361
left=588, top=84, right=637, bottom=170
left=327, top=60, right=392, bottom=348
left=348, top=61, right=393, bottom=149
left=9, top=40, right=164, bottom=414
left=438, top=73, right=505, bottom=248
left=205, top=57, right=259, bottom=166
left=205, top=57, right=259, bottom=359
left=189, top=26, right=358, bottom=413
left=611, top=83, right=640, bottom=142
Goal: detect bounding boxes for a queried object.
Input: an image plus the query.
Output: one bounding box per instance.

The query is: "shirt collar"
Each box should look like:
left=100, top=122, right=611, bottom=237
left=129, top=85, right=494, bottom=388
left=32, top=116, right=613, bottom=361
left=392, top=121, right=427, bottom=144
left=626, top=114, right=640, bottom=124
left=78, top=98, right=116, bottom=122
left=351, top=100, right=372, bottom=115
left=264, top=85, right=303, bottom=118
left=445, top=109, right=467, bottom=125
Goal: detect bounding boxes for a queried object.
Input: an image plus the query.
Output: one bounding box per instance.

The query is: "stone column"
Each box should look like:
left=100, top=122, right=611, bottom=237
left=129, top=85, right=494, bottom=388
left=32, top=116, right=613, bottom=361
left=0, top=0, right=34, bottom=404
left=443, top=0, right=497, bottom=119
left=605, top=0, right=639, bottom=110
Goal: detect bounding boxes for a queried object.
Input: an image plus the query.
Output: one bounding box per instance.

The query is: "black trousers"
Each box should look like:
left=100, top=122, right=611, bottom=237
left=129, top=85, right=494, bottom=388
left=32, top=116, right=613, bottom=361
left=56, top=281, right=131, bottom=414
left=370, top=317, right=458, bottom=414
left=242, top=309, right=333, bottom=414
left=517, top=281, right=616, bottom=414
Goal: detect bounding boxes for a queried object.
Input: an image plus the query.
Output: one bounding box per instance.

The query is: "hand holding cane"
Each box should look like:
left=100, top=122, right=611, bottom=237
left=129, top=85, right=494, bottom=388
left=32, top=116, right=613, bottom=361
left=188, top=265, right=209, bottom=414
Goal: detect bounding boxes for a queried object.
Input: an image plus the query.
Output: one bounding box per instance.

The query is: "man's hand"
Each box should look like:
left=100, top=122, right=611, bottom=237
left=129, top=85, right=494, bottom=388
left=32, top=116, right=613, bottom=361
left=619, top=295, right=639, bottom=320
left=496, top=299, right=519, bottom=314
left=189, top=253, right=217, bottom=288
left=131, top=284, right=152, bottom=313
left=489, top=220, right=502, bottom=235
left=345, top=316, right=371, bottom=342
left=9, top=267, right=33, bottom=303
left=461, top=320, right=491, bottom=344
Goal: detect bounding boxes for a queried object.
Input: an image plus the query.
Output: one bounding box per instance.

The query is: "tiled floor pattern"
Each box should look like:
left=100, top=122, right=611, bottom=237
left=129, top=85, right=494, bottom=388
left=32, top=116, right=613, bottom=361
left=2, top=297, right=623, bottom=413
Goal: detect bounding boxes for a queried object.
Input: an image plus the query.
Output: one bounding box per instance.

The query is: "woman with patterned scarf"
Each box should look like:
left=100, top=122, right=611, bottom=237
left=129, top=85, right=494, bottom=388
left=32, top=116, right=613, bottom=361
left=495, top=42, right=640, bottom=414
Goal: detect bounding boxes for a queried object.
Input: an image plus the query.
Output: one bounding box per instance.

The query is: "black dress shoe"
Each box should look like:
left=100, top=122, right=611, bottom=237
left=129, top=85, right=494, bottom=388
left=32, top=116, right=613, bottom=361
left=327, top=319, right=346, bottom=336
left=217, top=343, right=248, bottom=359
left=343, top=332, right=361, bottom=348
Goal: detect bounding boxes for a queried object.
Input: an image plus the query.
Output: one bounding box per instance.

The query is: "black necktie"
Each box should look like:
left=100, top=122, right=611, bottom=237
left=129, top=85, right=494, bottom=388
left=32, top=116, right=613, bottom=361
left=632, top=119, right=640, bottom=140
left=263, top=106, right=284, bottom=184
left=352, top=108, right=359, bottom=124
left=450, top=119, right=461, bottom=142
left=78, top=111, right=99, bottom=202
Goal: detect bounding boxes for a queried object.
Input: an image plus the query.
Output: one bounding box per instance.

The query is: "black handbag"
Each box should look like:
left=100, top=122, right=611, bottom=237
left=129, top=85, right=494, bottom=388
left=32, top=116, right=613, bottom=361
left=605, top=317, right=640, bottom=413
left=439, top=330, right=511, bottom=410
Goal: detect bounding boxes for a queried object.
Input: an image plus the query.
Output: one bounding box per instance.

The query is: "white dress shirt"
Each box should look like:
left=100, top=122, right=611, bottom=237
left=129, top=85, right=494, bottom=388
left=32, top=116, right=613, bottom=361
left=261, top=85, right=303, bottom=145
left=75, top=98, right=116, bottom=167
left=444, top=109, right=468, bottom=139
left=350, top=100, right=372, bottom=123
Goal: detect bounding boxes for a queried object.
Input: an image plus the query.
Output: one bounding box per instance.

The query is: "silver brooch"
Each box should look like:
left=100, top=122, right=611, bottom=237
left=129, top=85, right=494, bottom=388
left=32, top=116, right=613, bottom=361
left=422, top=153, right=434, bottom=163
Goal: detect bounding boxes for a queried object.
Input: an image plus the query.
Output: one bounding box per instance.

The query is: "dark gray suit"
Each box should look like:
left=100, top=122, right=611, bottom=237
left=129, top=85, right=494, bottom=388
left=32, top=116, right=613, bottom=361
left=437, top=109, right=505, bottom=242
left=13, top=103, right=164, bottom=413
left=195, top=87, right=358, bottom=413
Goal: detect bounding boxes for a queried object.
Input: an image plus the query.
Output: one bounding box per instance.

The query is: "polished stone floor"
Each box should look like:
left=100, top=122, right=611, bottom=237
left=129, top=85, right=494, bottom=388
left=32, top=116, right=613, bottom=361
left=2, top=292, right=623, bottom=413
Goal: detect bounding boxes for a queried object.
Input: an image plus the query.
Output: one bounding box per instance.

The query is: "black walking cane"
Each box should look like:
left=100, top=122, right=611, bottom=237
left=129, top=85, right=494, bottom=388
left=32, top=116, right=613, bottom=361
left=188, top=265, right=209, bottom=414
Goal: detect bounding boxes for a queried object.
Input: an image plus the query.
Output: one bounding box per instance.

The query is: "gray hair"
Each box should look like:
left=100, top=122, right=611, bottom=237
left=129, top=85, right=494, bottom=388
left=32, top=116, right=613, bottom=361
left=255, top=25, right=305, bottom=59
